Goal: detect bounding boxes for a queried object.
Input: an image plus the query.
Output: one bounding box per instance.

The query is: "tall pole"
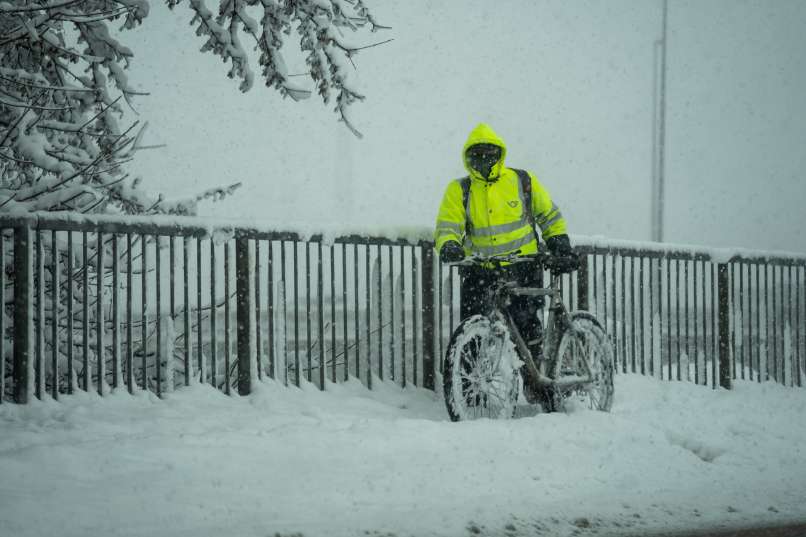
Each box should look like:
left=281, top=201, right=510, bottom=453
left=653, top=0, right=669, bottom=243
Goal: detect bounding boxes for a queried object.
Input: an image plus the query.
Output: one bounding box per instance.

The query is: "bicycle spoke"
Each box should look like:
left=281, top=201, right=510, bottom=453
left=459, top=372, right=480, bottom=384
left=490, top=336, right=506, bottom=372
left=445, top=317, right=522, bottom=421
left=587, top=389, right=600, bottom=410
left=486, top=389, right=508, bottom=407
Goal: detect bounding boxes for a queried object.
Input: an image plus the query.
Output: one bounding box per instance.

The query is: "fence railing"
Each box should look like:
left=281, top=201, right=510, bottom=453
left=435, top=241, right=805, bottom=390
left=579, top=242, right=805, bottom=389
left=2, top=213, right=805, bottom=404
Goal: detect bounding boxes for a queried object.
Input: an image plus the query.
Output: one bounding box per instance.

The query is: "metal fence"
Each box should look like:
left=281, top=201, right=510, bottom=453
left=574, top=245, right=803, bottom=388
left=2, top=213, right=805, bottom=404
left=436, top=245, right=805, bottom=390
left=0, top=213, right=439, bottom=403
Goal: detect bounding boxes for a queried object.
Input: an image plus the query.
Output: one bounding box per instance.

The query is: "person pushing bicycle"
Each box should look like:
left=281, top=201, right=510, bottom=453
left=434, top=123, right=579, bottom=402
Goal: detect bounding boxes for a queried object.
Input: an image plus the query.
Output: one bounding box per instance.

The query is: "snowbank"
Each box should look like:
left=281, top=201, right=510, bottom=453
left=1, top=374, right=805, bottom=537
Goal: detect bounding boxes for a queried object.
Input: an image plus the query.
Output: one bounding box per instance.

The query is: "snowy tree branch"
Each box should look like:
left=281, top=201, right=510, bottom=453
left=1, top=0, right=240, bottom=216
left=168, top=0, right=389, bottom=137
left=0, top=0, right=86, bottom=14
left=2, top=0, right=388, bottom=223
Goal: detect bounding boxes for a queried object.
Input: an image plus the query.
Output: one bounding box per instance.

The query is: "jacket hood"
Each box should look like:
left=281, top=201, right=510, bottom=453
left=462, top=123, right=508, bottom=181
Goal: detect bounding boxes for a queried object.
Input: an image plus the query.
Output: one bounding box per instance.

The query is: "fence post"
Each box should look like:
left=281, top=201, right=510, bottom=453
left=717, top=263, right=732, bottom=389
left=13, top=224, right=33, bottom=403
left=236, top=236, right=252, bottom=395
left=421, top=242, right=436, bottom=391
left=577, top=253, right=589, bottom=312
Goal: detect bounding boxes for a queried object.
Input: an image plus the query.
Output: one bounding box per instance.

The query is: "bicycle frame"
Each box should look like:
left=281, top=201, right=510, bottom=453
left=481, top=268, right=596, bottom=392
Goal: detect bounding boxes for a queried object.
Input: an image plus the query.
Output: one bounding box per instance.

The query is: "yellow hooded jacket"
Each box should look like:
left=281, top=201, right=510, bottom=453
left=434, top=123, right=567, bottom=257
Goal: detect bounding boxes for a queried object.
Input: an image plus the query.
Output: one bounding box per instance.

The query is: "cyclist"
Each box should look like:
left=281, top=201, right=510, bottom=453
left=434, top=123, right=579, bottom=402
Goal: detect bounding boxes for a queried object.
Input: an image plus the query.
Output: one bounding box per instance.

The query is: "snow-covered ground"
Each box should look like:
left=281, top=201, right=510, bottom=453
left=1, top=375, right=805, bottom=537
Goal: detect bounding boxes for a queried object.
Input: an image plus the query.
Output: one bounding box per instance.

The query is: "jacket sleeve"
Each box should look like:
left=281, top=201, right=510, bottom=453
left=434, top=180, right=467, bottom=252
left=528, top=171, right=567, bottom=239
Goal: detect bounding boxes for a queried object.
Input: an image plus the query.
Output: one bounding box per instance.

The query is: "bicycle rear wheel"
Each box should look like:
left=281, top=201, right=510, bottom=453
left=443, top=315, right=520, bottom=422
left=554, top=312, right=615, bottom=412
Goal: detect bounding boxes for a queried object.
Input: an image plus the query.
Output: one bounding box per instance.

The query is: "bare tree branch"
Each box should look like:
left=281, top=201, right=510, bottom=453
left=0, top=73, right=96, bottom=93
left=0, top=96, right=72, bottom=111
left=0, top=0, right=85, bottom=14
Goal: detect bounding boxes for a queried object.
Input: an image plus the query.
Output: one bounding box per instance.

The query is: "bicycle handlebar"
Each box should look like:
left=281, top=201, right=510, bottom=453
left=450, top=251, right=575, bottom=272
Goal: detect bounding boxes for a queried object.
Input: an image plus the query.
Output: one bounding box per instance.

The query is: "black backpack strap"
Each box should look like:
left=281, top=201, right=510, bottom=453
left=511, top=168, right=538, bottom=240
left=459, top=176, right=472, bottom=236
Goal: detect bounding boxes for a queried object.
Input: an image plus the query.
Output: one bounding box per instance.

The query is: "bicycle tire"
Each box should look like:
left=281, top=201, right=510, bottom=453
left=442, top=315, right=520, bottom=422
left=554, top=312, right=615, bottom=412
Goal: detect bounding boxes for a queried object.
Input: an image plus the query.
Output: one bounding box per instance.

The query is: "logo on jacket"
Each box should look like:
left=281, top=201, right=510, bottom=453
left=508, top=201, right=519, bottom=208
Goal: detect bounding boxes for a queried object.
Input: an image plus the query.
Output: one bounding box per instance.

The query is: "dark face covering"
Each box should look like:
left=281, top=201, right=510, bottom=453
left=466, top=143, right=502, bottom=181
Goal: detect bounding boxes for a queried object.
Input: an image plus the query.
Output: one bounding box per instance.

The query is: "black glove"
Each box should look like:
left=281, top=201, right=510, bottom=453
left=546, top=234, right=579, bottom=274
left=439, top=241, right=465, bottom=263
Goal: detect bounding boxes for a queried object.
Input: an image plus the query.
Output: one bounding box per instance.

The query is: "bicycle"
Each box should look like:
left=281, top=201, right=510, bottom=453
left=442, top=252, right=614, bottom=421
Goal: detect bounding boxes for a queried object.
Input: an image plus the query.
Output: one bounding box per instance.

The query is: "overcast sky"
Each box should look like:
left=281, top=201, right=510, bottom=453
left=126, top=0, right=806, bottom=253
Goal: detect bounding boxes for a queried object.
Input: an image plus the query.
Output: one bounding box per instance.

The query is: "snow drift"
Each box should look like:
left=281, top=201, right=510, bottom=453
left=1, top=374, right=805, bottom=537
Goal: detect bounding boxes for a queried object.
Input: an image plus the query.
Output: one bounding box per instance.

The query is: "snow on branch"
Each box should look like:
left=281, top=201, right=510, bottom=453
left=2, top=0, right=388, bottom=222
left=171, top=0, right=389, bottom=137
left=1, top=0, right=239, bottom=217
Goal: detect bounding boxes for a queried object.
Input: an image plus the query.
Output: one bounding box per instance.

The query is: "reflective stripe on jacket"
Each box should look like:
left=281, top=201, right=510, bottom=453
left=434, top=123, right=567, bottom=257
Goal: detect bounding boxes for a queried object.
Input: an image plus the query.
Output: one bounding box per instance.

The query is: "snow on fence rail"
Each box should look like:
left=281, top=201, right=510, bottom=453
left=1, top=212, right=804, bottom=404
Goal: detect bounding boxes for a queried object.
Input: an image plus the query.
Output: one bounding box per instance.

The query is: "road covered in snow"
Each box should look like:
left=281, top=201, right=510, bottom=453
left=1, top=374, right=805, bottom=537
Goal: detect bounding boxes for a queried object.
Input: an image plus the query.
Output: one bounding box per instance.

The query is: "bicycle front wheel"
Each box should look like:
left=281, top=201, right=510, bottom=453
left=442, top=315, right=520, bottom=422
left=554, top=312, right=615, bottom=412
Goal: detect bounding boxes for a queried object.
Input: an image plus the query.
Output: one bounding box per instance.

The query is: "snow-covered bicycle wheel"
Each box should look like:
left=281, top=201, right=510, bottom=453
left=554, top=312, right=614, bottom=412
left=443, top=315, right=520, bottom=422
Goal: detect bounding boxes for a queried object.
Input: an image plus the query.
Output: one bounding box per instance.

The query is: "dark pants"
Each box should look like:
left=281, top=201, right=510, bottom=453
left=459, top=264, right=544, bottom=356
